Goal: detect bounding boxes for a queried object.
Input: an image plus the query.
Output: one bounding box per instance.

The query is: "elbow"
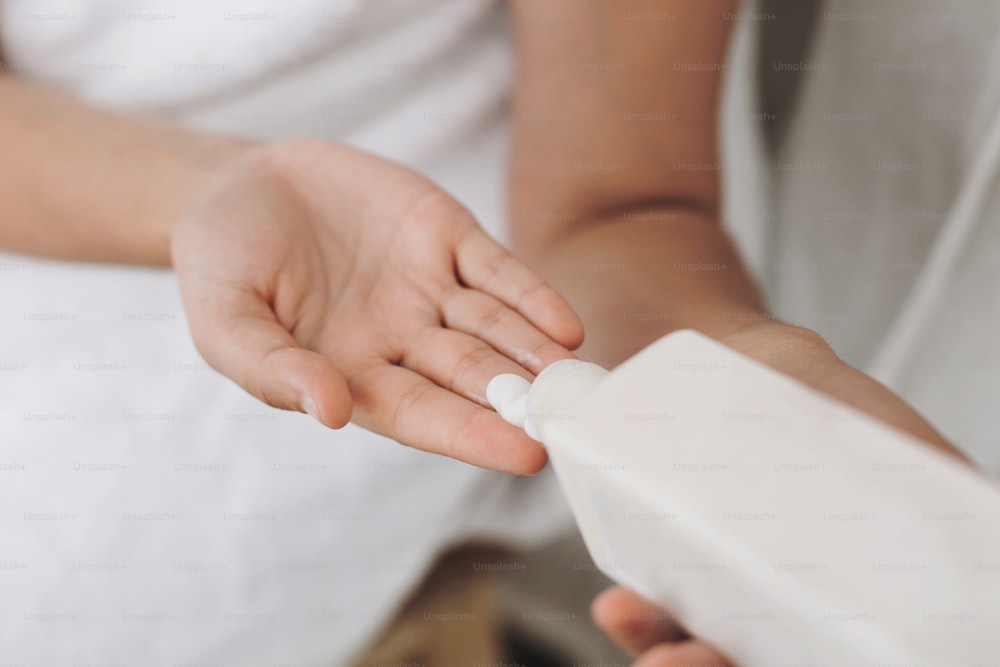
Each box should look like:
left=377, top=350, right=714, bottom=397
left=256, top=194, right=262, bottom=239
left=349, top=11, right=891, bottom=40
left=510, top=193, right=720, bottom=263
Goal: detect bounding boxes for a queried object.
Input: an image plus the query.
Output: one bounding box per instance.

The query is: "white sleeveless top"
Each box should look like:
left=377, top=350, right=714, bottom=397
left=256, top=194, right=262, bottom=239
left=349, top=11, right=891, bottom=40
left=0, top=1, right=570, bottom=664
left=754, top=0, right=1000, bottom=471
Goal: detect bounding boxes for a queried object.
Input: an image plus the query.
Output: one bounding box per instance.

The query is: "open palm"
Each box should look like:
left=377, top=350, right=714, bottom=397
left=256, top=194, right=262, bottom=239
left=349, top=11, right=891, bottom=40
left=171, top=142, right=582, bottom=473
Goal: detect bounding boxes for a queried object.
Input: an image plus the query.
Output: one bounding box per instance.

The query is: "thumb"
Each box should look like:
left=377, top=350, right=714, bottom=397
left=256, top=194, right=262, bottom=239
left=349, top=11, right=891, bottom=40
left=592, top=586, right=688, bottom=657
left=182, top=283, right=353, bottom=428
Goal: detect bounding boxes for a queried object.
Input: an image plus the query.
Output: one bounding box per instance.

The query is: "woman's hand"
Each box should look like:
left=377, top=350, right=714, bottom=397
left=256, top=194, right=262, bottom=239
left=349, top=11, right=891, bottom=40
left=590, top=323, right=971, bottom=665
left=716, top=322, right=966, bottom=461
left=171, top=141, right=583, bottom=473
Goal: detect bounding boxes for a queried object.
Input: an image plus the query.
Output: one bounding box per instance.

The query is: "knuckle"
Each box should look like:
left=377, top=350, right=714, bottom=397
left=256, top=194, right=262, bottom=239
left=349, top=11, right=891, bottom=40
left=487, top=251, right=515, bottom=278
left=390, top=381, right=434, bottom=434
left=449, top=409, right=482, bottom=461
left=475, top=302, right=508, bottom=337
left=449, top=345, right=495, bottom=391
left=515, top=279, right=548, bottom=313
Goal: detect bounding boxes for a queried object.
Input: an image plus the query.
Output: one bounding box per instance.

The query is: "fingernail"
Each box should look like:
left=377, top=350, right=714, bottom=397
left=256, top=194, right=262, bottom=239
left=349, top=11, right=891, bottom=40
left=301, top=395, right=321, bottom=422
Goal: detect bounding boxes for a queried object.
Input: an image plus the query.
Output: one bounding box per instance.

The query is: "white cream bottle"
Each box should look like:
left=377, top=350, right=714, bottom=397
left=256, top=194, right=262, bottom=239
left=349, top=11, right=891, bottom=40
left=487, top=330, right=1000, bottom=667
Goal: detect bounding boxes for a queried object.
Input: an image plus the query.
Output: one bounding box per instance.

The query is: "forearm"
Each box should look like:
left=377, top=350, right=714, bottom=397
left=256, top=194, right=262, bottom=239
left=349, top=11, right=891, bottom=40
left=524, top=218, right=957, bottom=454
left=509, top=0, right=747, bottom=364
left=0, top=75, right=249, bottom=265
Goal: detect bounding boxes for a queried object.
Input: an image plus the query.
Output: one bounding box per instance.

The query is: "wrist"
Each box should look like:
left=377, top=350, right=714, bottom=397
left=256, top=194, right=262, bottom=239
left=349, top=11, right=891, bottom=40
left=163, top=137, right=260, bottom=264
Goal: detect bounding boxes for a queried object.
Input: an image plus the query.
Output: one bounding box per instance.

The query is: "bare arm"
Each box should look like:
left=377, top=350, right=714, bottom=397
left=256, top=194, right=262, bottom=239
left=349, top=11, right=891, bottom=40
left=0, top=74, right=583, bottom=473
left=0, top=75, right=244, bottom=265
left=509, top=0, right=957, bottom=454
left=509, top=0, right=758, bottom=367
left=511, top=4, right=972, bottom=662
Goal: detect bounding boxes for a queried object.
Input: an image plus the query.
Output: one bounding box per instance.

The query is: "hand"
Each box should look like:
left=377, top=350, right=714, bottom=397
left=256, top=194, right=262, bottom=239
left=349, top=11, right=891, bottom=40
left=171, top=141, right=583, bottom=473
left=590, top=325, right=970, bottom=666
left=592, top=586, right=732, bottom=666
left=717, top=322, right=967, bottom=461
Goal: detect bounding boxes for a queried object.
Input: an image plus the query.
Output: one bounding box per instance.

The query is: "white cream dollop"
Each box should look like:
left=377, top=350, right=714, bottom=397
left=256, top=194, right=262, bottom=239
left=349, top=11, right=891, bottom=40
left=485, top=374, right=531, bottom=429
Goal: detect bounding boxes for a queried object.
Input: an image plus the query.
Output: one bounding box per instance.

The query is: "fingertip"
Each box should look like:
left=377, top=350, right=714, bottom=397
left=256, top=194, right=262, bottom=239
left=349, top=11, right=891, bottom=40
left=550, top=320, right=585, bottom=352
left=532, top=291, right=585, bottom=351
left=301, top=390, right=353, bottom=429
left=298, top=366, right=353, bottom=429
left=324, top=401, right=354, bottom=429
left=470, top=412, right=548, bottom=475
left=496, top=427, right=549, bottom=476
left=261, top=346, right=352, bottom=428
left=557, top=311, right=586, bottom=351
left=590, top=586, right=631, bottom=630
left=510, top=441, right=549, bottom=476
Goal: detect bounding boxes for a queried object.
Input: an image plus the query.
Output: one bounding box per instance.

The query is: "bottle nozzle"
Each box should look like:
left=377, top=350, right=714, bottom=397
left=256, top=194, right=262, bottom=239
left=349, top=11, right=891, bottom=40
left=487, top=360, right=610, bottom=442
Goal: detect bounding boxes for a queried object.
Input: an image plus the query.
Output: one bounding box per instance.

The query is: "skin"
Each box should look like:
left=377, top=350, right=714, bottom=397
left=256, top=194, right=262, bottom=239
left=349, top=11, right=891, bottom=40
left=0, top=4, right=973, bottom=662
left=506, top=0, right=960, bottom=454
left=593, top=585, right=731, bottom=666
left=507, top=0, right=972, bottom=663
left=171, top=142, right=587, bottom=473
left=0, top=77, right=582, bottom=475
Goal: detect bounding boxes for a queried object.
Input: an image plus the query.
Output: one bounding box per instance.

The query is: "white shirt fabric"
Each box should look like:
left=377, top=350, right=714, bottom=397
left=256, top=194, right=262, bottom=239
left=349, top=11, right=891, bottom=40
left=754, top=0, right=1000, bottom=471
left=0, top=1, right=571, bottom=664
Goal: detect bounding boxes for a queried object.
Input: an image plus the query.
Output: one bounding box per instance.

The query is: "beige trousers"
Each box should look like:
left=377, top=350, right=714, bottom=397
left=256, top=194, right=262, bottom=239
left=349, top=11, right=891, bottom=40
left=350, top=545, right=507, bottom=667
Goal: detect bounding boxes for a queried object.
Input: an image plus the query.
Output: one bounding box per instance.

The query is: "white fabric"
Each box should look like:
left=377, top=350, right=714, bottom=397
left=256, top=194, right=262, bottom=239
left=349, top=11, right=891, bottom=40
left=0, top=1, right=571, bottom=664
left=751, top=0, right=1000, bottom=471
